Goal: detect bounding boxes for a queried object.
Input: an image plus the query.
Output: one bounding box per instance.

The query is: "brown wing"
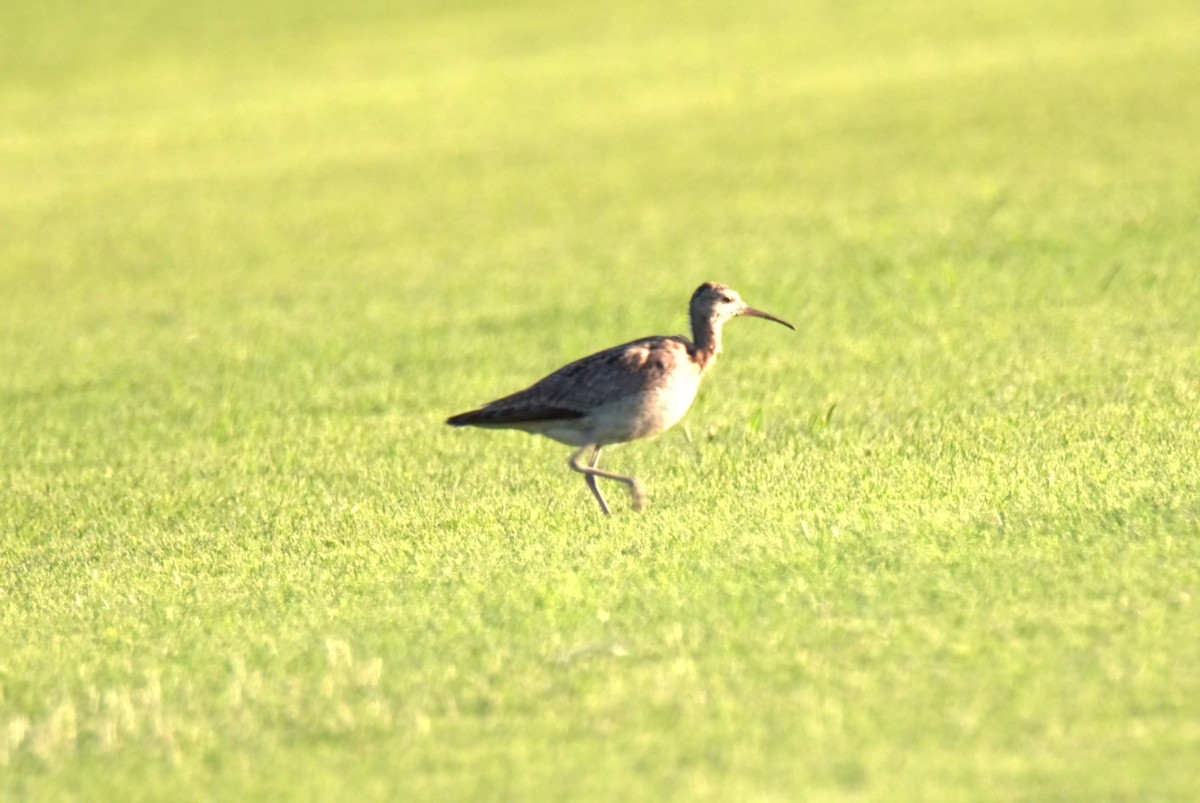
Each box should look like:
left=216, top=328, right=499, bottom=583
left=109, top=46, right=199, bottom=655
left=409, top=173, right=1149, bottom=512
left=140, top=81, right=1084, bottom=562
left=446, top=404, right=583, bottom=427
left=446, top=336, right=692, bottom=426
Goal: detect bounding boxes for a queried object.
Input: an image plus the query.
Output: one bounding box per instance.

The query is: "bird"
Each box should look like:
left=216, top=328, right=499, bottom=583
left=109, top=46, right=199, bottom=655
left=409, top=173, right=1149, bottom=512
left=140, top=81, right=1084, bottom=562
left=446, top=282, right=794, bottom=515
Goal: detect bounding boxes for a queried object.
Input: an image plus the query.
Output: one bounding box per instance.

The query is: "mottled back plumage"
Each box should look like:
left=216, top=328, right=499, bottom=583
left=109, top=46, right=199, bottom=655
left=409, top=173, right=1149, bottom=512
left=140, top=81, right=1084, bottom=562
left=447, top=335, right=692, bottom=428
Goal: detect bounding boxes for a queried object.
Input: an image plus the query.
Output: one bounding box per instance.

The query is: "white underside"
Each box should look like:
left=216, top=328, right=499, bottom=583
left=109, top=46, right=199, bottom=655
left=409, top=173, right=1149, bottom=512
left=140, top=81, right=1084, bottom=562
left=525, top=372, right=702, bottom=447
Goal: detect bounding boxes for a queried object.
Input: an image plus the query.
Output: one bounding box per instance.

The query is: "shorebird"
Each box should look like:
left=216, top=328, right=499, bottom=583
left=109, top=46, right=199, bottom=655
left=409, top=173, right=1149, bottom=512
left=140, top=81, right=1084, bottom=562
left=446, top=282, right=794, bottom=515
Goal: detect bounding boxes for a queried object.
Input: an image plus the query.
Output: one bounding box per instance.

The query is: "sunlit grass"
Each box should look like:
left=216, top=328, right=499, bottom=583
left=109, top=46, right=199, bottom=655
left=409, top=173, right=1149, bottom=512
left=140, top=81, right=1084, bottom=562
left=2, top=1, right=1199, bottom=800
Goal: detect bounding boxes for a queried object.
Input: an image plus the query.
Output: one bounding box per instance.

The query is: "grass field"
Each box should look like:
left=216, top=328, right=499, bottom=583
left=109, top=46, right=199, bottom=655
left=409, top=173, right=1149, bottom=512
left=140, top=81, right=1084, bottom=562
left=3, top=0, right=1200, bottom=799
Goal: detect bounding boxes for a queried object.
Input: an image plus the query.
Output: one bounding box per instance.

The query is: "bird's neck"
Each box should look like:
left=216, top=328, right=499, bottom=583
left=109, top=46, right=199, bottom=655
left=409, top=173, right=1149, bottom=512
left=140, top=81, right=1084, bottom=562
left=690, top=312, right=724, bottom=371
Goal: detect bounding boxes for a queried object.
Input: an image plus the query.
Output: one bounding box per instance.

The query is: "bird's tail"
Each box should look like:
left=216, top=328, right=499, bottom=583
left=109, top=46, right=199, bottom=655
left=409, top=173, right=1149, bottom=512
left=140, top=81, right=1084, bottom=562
left=445, top=409, right=484, bottom=426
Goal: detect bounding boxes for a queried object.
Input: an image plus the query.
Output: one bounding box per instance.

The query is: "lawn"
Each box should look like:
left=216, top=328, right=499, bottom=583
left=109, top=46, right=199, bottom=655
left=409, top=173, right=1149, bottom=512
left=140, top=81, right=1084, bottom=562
left=2, top=0, right=1199, bottom=800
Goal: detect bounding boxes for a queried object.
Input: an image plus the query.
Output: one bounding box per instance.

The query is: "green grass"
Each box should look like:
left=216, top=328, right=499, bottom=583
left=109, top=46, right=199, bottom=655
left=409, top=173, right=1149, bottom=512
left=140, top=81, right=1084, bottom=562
left=3, top=0, right=1200, bottom=799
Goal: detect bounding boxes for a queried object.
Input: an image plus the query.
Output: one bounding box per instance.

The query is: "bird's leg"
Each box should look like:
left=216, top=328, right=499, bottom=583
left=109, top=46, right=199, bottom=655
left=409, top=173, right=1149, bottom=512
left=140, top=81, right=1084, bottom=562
left=582, top=446, right=611, bottom=516
left=568, top=445, right=646, bottom=514
left=595, top=447, right=647, bottom=512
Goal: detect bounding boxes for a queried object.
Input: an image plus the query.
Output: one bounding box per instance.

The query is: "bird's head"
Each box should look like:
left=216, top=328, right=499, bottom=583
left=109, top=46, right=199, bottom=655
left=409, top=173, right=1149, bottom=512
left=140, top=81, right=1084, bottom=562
left=690, top=282, right=795, bottom=330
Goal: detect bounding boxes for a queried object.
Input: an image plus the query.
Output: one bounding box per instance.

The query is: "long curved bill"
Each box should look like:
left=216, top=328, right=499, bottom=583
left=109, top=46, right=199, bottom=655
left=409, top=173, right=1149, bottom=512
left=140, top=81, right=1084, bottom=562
left=742, top=306, right=796, bottom=331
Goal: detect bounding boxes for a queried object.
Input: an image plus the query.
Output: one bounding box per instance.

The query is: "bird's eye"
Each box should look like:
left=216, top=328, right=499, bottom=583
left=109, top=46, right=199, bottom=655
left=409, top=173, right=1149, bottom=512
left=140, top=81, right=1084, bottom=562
left=720, top=294, right=735, bottom=303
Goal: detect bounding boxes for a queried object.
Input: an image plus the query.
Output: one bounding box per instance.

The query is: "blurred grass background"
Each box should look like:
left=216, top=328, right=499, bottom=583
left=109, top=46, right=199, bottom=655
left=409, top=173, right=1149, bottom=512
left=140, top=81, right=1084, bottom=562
left=2, top=1, right=1199, bottom=800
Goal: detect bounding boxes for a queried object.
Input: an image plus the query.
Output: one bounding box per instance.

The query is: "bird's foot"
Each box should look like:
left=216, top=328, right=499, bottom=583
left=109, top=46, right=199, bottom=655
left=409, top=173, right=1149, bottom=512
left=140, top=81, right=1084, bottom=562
left=629, top=480, right=647, bottom=512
